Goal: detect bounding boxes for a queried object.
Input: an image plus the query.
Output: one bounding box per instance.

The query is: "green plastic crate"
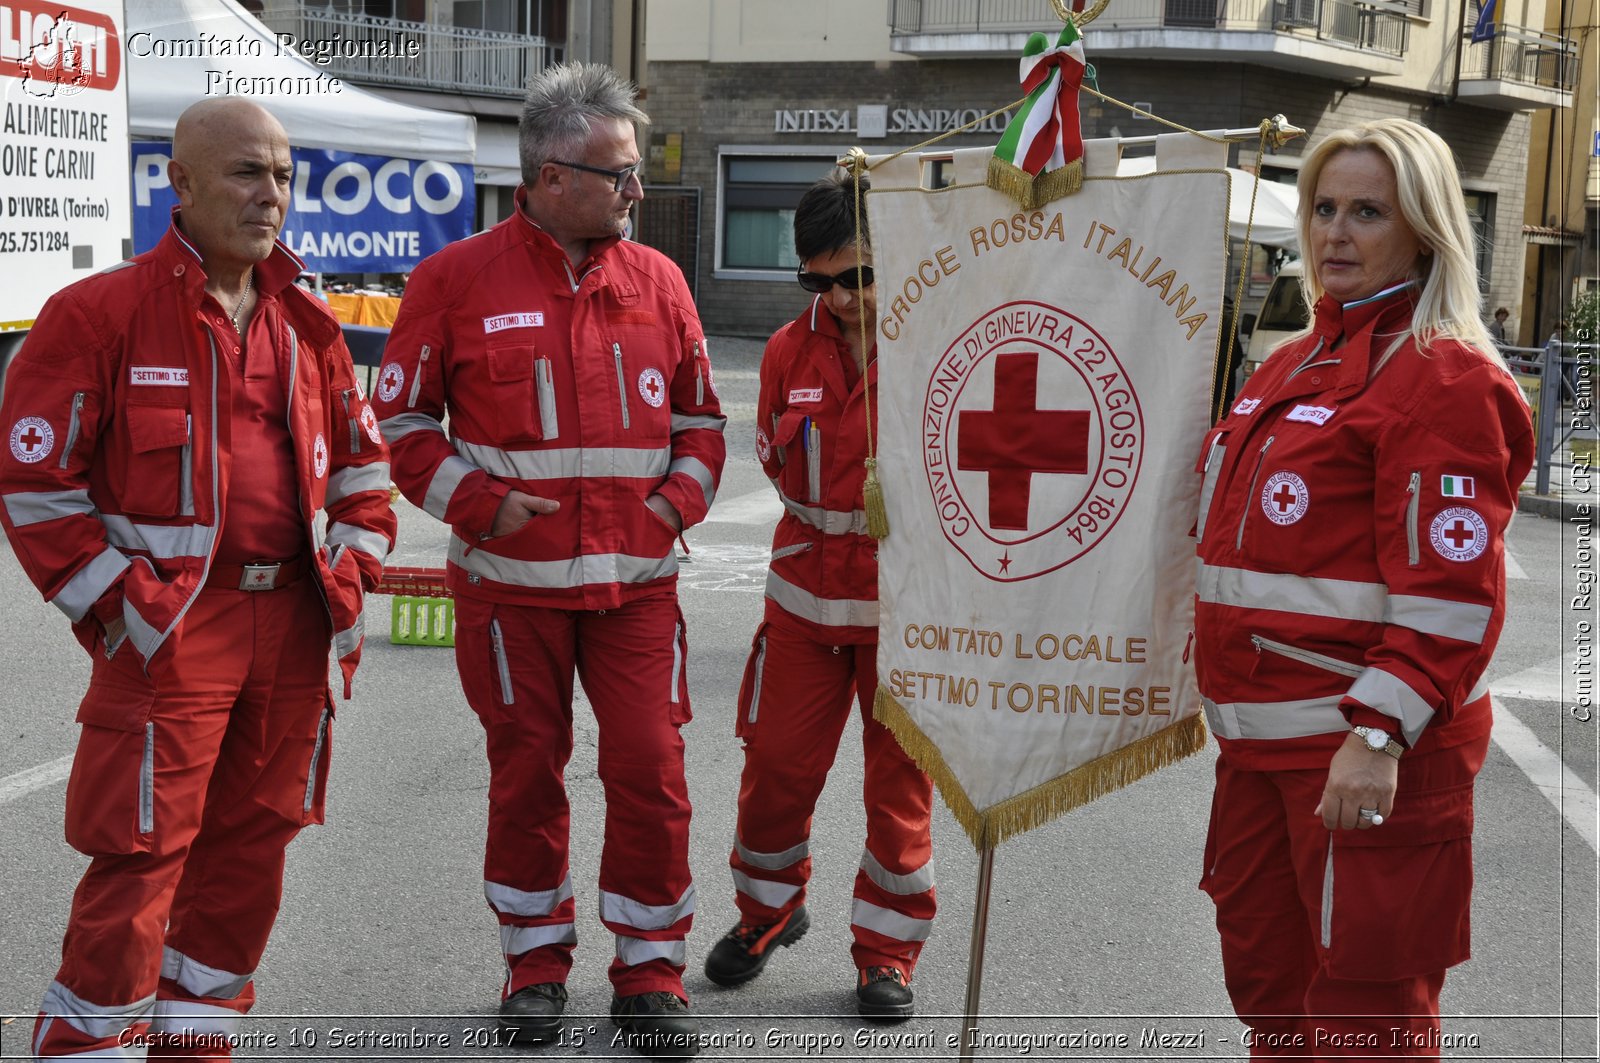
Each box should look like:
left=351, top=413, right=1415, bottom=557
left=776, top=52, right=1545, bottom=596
left=390, top=595, right=455, bottom=646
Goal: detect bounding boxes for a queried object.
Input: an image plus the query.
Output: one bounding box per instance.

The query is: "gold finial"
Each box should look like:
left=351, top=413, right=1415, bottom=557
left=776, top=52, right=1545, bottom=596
left=1051, top=0, right=1112, bottom=27
left=839, top=146, right=871, bottom=176
left=1263, top=114, right=1308, bottom=149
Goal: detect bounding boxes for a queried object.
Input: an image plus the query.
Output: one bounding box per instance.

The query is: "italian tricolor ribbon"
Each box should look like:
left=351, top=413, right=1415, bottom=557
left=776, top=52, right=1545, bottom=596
left=987, top=20, right=1087, bottom=208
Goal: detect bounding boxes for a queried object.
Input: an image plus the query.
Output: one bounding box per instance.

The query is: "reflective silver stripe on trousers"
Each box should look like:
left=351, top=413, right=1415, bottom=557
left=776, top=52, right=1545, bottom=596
left=1320, top=839, right=1334, bottom=948
left=616, top=936, right=688, bottom=967
left=1196, top=561, right=1386, bottom=623
left=324, top=522, right=391, bottom=565
left=101, top=516, right=216, bottom=560
left=325, top=461, right=391, bottom=504
left=1345, top=666, right=1436, bottom=745
left=850, top=899, right=933, bottom=942
left=731, top=869, right=802, bottom=909
left=668, top=455, right=717, bottom=509
left=1385, top=594, right=1492, bottom=644
left=486, top=876, right=574, bottom=918
left=1200, top=695, right=1349, bottom=741
left=765, top=571, right=878, bottom=628
left=52, top=547, right=132, bottom=622
left=39, top=980, right=155, bottom=1041
left=448, top=536, right=677, bottom=590
left=502, top=922, right=579, bottom=956
left=670, top=413, right=727, bottom=434
left=423, top=455, right=479, bottom=521
left=149, top=1001, right=244, bottom=1036
left=737, top=836, right=808, bottom=871
left=600, top=884, right=696, bottom=931
left=860, top=849, right=936, bottom=895
left=161, top=946, right=252, bottom=999
left=332, top=616, right=364, bottom=661
left=3, top=487, right=93, bottom=526
left=454, top=439, right=671, bottom=482
left=378, top=411, right=446, bottom=442
left=775, top=487, right=869, bottom=536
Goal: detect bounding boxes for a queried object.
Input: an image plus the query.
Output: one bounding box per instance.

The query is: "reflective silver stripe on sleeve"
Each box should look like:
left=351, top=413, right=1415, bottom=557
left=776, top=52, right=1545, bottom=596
left=423, top=455, right=479, bottom=521
left=599, top=884, right=696, bottom=931
left=51, top=547, right=132, bottom=622
left=100, top=517, right=216, bottom=559
left=455, top=439, right=671, bottom=482
left=39, top=980, right=155, bottom=1041
left=378, top=411, right=447, bottom=442
left=325, top=462, right=391, bottom=503
left=616, top=936, right=687, bottom=967
left=149, top=1001, right=243, bottom=1037
left=1385, top=594, right=1492, bottom=645
left=501, top=923, right=578, bottom=956
left=737, top=836, right=808, bottom=871
left=765, top=571, right=878, bottom=628
left=1200, top=695, right=1349, bottom=741
left=332, top=616, right=364, bottom=661
left=861, top=849, right=936, bottom=896
left=324, top=522, right=390, bottom=565
left=1196, top=561, right=1387, bottom=623
left=732, top=870, right=802, bottom=909
left=670, top=413, right=727, bottom=433
left=4, top=488, right=93, bottom=526
left=777, top=491, right=870, bottom=536
left=1345, top=666, right=1436, bottom=745
left=850, top=899, right=933, bottom=943
left=486, top=877, right=574, bottom=918
left=668, top=455, right=716, bottom=508
left=1467, top=673, right=1490, bottom=702
left=448, top=536, right=678, bottom=590
left=161, top=947, right=252, bottom=1000
left=123, top=594, right=166, bottom=660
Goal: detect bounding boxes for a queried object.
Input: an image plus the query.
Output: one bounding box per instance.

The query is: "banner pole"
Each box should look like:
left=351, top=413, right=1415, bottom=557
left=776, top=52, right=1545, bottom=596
left=958, top=841, right=997, bottom=1062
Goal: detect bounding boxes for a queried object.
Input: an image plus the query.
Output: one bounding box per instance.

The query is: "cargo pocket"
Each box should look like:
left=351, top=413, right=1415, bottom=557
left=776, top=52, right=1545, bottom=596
left=301, top=699, right=333, bottom=826
left=487, top=345, right=544, bottom=443
left=120, top=405, right=190, bottom=518
left=65, top=671, right=158, bottom=856
left=669, top=603, right=692, bottom=725
left=734, top=622, right=771, bottom=739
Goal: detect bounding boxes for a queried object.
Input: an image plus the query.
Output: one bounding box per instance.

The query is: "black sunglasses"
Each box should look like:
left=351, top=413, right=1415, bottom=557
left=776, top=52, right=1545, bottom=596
left=550, top=159, right=642, bottom=192
left=796, top=265, right=875, bottom=294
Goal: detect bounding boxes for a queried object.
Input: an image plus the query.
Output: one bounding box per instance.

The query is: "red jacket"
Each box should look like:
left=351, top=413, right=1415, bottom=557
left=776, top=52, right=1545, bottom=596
left=755, top=297, right=877, bottom=643
left=0, top=224, right=396, bottom=695
left=372, top=192, right=725, bottom=609
left=1193, top=284, right=1533, bottom=771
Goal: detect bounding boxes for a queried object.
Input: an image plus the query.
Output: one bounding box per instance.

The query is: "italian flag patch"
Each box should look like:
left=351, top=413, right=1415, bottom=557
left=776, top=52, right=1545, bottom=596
left=1440, top=475, right=1476, bottom=498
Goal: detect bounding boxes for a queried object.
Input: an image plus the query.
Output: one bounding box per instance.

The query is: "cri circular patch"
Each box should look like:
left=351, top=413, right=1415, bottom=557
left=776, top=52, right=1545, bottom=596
left=376, top=363, right=405, bottom=403
left=754, top=426, right=771, bottom=464
left=1430, top=506, right=1488, bottom=562
left=360, top=405, right=383, bottom=446
left=637, top=367, right=666, bottom=408
left=313, top=432, right=329, bottom=479
left=9, top=417, right=54, bottom=463
left=1260, top=470, right=1309, bottom=525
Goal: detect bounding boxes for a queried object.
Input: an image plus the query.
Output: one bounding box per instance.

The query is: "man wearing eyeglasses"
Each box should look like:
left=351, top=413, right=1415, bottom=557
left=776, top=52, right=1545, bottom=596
left=373, top=62, right=724, bottom=1060
left=702, top=172, right=936, bottom=1022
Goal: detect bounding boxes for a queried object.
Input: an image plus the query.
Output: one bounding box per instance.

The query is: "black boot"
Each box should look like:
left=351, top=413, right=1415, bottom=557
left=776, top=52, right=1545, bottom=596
left=856, top=965, right=914, bottom=1022
left=497, top=982, right=567, bottom=1043
left=611, top=991, right=699, bottom=1059
left=703, top=906, right=810, bottom=987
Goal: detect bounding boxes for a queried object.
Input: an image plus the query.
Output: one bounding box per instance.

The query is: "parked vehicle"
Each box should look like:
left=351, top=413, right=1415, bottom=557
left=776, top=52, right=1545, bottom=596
left=1238, top=260, right=1308, bottom=383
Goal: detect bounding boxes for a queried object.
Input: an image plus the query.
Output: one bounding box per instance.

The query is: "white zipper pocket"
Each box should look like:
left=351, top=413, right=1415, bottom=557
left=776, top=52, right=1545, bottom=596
left=406, top=344, right=430, bottom=409
left=747, top=634, right=768, bottom=725
left=1196, top=432, right=1227, bottom=543
left=806, top=423, right=822, bottom=504
left=59, top=391, right=85, bottom=470
left=670, top=621, right=683, bottom=705
left=341, top=388, right=361, bottom=454
left=535, top=358, right=559, bottom=440
left=490, top=619, right=514, bottom=705
left=179, top=414, right=195, bottom=517
left=139, top=722, right=155, bottom=834
left=1235, top=435, right=1275, bottom=550
left=303, top=705, right=331, bottom=813
left=613, top=343, right=631, bottom=429
left=694, top=340, right=705, bottom=407
left=771, top=541, right=814, bottom=561
left=1251, top=634, right=1364, bottom=678
left=1405, top=471, right=1421, bottom=565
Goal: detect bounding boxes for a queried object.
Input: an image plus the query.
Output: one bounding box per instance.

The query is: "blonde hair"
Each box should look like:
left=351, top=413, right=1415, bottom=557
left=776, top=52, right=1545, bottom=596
left=1294, top=118, right=1505, bottom=369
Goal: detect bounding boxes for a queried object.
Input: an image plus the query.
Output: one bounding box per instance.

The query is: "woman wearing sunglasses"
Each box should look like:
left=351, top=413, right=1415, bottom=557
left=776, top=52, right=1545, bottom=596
left=703, top=171, right=937, bottom=1021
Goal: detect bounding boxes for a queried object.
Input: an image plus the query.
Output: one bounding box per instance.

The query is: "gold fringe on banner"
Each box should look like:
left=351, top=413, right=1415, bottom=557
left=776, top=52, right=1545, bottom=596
left=986, top=155, right=1083, bottom=210
left=875, top=687, right=1209, bottom=850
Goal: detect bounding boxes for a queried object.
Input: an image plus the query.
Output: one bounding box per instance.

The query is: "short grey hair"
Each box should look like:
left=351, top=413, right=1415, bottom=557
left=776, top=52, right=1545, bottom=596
left=518, top=62, right=649, bottom=186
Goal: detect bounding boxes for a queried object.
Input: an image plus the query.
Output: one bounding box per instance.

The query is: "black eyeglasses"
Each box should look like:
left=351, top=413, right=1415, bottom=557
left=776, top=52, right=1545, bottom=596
left=796, top=265, right=875, bottom=293
left=550, top=159, right=642, bottom=192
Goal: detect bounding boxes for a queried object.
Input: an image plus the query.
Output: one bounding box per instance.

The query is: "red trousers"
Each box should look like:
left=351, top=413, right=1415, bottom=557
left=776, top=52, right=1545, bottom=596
left=453, top=590, right=695, bottom=1000
left=1200, top=736, right=1487, bottom=1061
left=728, top=620, right=935, bottom=974
left=33, top=581, right=332, bottom=1060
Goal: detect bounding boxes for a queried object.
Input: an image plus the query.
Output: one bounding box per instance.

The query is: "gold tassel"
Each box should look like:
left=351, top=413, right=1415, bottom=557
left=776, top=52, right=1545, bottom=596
left=863, top=457, right=890, bottom=539
left=986, top=156, right=1084, bottom=209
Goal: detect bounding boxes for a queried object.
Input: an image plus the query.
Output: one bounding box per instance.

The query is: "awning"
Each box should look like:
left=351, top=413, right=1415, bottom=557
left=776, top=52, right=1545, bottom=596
left=1117, top=157, right=1300, bottom=249
left=1522, top=225, right=1582, bottom=247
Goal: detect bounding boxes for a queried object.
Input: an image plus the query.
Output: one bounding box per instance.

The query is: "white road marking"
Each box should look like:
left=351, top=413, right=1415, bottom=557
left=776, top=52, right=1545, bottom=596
left=1493, top=655, right=1577, bottom=703
left=678, top=543, right=771, bottom=593
left=0, top=754, right=72, bottom=805
left=1504, top=544, right=1528, bottom=580
left=1491, top=695, right=1597, bottom=851
left=703, top=488, right=782, bottom=526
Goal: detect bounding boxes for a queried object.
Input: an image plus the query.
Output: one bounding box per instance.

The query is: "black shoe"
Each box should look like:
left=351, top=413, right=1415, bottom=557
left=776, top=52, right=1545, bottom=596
left=497, top=982, right=567, bottom=1043
left=856, top=965, right=914, bottom=1022
left=610, top=991, right=699, bottom=1059
left=703, top=906, right=811, bottom=987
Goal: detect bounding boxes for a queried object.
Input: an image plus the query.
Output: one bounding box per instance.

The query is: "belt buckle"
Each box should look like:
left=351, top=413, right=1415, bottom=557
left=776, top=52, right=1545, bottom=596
left=239, top=563, right=281, bottom=591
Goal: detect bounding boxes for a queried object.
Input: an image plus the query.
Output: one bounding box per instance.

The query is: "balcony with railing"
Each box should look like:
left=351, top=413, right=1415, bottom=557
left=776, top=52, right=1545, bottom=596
left=888, top=0, right=1409, bottom=79
left=1457, top=25, right=1575, bottom=110
left=256, top=2, right=561, bottom=98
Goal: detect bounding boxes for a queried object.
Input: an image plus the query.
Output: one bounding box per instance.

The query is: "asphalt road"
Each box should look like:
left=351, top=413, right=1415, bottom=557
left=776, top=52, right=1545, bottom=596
left=0, top=336, right=1593, bottom=1062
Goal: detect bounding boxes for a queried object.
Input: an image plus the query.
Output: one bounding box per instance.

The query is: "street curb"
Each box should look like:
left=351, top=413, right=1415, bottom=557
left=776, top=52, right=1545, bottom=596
left=1517, top=492, right=1589, bottom=521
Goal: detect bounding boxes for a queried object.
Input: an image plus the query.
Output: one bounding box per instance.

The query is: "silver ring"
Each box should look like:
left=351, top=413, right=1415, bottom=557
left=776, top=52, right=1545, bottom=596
left=1358, top=808, right=1383, bottom=826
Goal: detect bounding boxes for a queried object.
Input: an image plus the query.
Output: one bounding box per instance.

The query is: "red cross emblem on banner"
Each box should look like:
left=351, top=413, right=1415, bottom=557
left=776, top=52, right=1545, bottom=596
left=957, top=352, right=1090, bottom=531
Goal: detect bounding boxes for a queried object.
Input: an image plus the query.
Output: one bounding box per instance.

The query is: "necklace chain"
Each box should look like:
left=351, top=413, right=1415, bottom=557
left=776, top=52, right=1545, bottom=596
left=229, top=270, right=254, bottom=332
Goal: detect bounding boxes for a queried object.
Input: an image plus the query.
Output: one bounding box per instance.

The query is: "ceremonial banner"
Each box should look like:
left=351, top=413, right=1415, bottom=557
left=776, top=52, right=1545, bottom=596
left=870, top=134, right=1228, bottom=847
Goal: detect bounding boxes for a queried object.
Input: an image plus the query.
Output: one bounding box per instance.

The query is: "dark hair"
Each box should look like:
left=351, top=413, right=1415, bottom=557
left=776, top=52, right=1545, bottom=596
left=794, top=170, right=870, bottom=262
left=1494, top=307, right=1509, bottom=318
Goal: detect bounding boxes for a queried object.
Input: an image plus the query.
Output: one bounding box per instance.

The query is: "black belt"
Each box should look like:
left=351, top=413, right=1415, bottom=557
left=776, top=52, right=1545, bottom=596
left=205, top=555, right=311, bottom=591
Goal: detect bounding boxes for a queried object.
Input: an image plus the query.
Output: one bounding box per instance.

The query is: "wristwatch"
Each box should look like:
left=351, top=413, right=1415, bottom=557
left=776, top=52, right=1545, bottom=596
left=1351, top=725, right=1404, bottom=760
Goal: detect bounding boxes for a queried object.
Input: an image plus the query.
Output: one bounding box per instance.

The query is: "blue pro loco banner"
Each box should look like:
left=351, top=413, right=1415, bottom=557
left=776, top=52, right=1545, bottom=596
left=131, top=142, right=474, bottom=272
